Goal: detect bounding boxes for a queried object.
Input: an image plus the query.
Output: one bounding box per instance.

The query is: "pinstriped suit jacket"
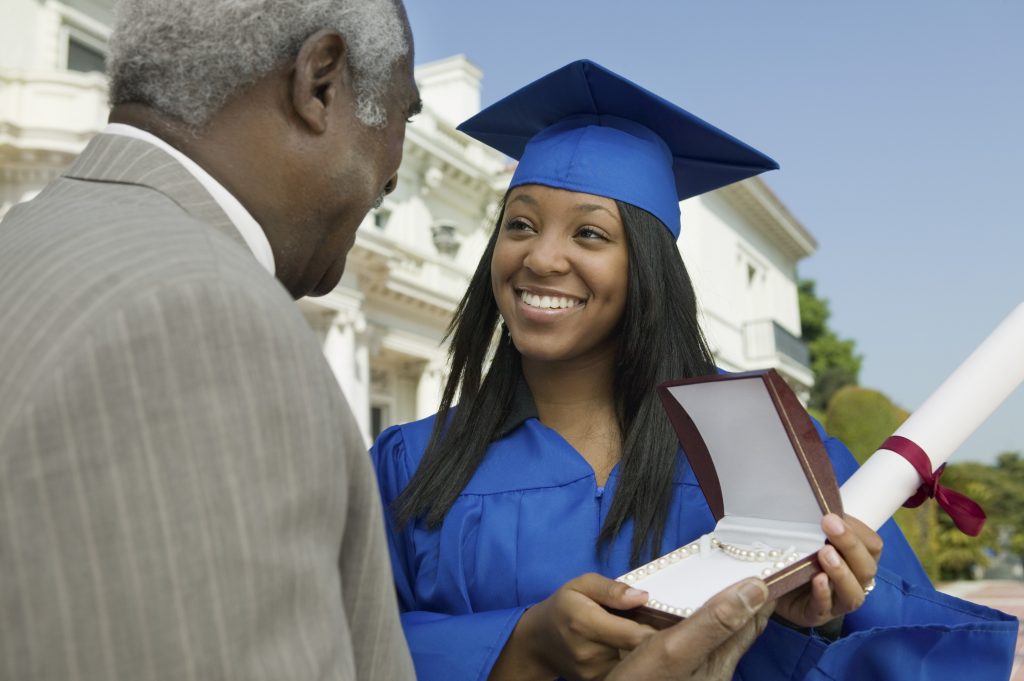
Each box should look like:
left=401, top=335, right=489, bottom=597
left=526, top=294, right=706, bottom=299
left=0, top=134, right=414, bottom=681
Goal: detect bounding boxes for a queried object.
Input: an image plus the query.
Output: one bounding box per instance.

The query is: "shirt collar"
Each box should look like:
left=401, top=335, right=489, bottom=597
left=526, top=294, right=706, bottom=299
left=102, top=123, right=276, bottom=276
left=494, top=377, right=540, bottom=440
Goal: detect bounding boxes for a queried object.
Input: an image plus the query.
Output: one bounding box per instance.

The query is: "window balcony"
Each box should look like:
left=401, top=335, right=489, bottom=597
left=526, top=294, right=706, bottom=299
left=743, top=319, right=814, bottom=398
left=0, top=68, right=109, bottom=157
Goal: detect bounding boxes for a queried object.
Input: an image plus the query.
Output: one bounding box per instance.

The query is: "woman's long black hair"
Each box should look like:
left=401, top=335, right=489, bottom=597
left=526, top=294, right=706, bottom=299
left=393, top=198, right=716, bottom=566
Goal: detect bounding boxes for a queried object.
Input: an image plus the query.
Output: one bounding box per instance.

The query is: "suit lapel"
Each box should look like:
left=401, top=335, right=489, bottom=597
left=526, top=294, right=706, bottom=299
left=63, top=133, right=249, bottom=252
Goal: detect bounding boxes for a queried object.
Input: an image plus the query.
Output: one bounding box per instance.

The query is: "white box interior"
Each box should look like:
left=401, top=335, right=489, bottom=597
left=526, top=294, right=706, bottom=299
left=620, top=377, right=829, bottom=615
left=665, top=379, right=824, bottom=525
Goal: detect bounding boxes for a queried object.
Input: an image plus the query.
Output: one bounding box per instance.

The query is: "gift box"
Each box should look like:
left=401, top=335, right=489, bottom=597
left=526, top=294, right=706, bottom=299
left=619, top=303, right=1024, bottom=628
left=618, top=369, right=837, bottom=628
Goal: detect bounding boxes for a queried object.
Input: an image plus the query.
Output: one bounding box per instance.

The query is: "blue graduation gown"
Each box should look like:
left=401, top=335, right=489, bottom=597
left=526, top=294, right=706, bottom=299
left=371, top=414, right=1018, bottom=681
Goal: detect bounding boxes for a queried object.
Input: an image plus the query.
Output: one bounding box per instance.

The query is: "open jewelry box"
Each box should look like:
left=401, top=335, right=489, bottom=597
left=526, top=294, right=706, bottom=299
left=618, top=369, right=841, bottom=628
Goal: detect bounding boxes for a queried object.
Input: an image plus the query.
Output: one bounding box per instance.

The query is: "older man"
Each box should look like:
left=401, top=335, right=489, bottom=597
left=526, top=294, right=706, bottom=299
left=0, top=1, right=771, bottom=679
left=1, top=0, right=419, bottom=679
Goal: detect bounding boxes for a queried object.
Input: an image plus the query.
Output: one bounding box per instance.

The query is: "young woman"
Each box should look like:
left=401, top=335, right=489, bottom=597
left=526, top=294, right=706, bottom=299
left=371, top=61, right=1017, bottom=681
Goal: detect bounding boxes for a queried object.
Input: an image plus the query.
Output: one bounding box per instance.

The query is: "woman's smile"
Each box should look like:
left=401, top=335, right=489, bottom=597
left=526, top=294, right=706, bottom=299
left=516, top=288, right=586, bottom=320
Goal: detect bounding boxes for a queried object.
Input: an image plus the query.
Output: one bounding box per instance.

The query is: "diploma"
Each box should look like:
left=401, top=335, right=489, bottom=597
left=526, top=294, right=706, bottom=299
left=840, top=303, right=1024, bottom=533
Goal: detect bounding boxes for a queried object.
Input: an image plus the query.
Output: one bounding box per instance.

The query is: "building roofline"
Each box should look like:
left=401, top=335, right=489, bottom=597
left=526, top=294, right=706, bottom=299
left=714, top=176, right=818, bottom=260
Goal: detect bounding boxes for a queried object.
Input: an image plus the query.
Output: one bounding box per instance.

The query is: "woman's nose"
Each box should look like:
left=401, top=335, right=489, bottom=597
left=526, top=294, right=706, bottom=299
left=523, top=234, right=570, bottom=275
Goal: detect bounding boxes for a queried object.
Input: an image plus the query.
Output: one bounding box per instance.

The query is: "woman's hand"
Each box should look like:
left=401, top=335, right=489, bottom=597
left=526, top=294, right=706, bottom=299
left=490, top=573, right=656, bottom=681
left=774, top=513, right=883, bottom=629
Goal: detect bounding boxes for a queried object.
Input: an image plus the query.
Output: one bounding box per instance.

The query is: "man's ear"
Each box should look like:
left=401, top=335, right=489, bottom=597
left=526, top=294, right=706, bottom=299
left=292, top=29, right=349, bottom=134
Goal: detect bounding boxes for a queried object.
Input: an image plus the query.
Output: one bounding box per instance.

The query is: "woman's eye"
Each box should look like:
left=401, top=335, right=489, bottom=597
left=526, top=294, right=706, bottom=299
left=505, top=219, right=534, bottom=232
left=577, top=226, right=608, bottom=241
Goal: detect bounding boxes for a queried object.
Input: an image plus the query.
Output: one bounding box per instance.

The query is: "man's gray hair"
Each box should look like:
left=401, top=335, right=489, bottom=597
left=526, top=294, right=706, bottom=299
left=108, top=0, right=409, bottom=129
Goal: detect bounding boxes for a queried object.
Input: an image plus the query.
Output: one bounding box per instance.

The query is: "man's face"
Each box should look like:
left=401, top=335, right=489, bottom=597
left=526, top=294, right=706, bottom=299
left=298, top=50, right=421, bottom=298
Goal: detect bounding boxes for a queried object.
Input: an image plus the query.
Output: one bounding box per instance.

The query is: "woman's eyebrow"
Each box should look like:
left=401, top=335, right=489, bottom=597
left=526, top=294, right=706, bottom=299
left=574, top=203, right=616, bottom=218
left=508, top=193, right=539, bottom=207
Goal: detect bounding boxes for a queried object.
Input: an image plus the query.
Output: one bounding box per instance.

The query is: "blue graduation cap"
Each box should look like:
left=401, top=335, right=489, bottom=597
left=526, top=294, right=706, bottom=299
left=457, top=60, right=779, bottom=239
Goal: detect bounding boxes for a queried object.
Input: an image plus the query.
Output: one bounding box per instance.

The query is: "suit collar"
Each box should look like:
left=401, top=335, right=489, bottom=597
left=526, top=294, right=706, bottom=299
left=63, top=132, right=251, bottom=255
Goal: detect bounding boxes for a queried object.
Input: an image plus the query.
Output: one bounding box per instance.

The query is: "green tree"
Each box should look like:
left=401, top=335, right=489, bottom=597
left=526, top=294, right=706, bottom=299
left=824, top=386, right=907, bottom=464
left=886, top=454, right=1017, bottom=582
left=935, top=453, right=1024, bottom=580
left=798, top=279, right=862, bottom=411
left=894, top=505, right=942, bottom=579
left=928, top=468, right=995, bottom=581
left=990, top=453, right=1024, bottom=556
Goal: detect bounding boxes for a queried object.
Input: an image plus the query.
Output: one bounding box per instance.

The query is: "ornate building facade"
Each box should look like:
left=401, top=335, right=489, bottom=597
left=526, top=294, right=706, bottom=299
left=1, top=1, right=816, bottom=446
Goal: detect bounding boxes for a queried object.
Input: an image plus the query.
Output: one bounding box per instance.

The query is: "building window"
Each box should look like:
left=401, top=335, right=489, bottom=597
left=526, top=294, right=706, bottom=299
left=431, top=223, right=461, bottom=256
left=370, top=404, right=390, bottom=439
left=738, top=246, right=766, bottom=289
left=66, top=32, right=106, bottom=74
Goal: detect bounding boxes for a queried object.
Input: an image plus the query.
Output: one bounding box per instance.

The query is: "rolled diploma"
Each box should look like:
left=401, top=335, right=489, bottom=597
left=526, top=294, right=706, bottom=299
left=840, top=303, right=1024, bottom=531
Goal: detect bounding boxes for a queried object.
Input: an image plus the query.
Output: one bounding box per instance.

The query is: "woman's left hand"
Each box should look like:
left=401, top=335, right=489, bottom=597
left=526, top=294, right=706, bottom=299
left=774, top=513, right=883, bottom=629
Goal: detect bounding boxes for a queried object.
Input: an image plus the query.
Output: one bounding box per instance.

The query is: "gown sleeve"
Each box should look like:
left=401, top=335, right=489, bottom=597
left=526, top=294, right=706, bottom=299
left=370, top=425, right=528, bottom=681
left=735, top=421, right=1019, bottom=681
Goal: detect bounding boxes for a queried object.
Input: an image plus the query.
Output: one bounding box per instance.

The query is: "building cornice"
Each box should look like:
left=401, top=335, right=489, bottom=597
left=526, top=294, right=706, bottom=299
left=415, top=54, right=483, bottom=84
left=348, top=229, right=469, bottom=318
left=713, top=177, right=818, bottom=261
left=405, top=108, right=506, bottom=195
left=0, top=68, right=108, bottom=155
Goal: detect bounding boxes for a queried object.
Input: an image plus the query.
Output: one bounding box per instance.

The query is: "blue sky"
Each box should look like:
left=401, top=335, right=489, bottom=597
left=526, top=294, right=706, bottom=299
left=405, top=0, right=1023, bottom=464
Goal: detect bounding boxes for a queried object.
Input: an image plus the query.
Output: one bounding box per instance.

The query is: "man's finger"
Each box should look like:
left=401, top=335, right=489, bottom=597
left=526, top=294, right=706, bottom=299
left=659, top=578, right=769, bottom=662
left=702, top=607, right=775, bottom=680
left=605, top=580, right=771, bottom=681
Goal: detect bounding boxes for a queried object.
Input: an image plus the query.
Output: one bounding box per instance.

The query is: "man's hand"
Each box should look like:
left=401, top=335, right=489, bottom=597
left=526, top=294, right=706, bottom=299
left=606, top=578, right=773, bottom=681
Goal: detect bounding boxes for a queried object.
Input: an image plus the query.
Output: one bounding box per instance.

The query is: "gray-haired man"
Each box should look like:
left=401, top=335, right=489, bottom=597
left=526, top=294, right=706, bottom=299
left=2, top=0, right=419, bottom=678
left=0, top=1, right=770, bottom=679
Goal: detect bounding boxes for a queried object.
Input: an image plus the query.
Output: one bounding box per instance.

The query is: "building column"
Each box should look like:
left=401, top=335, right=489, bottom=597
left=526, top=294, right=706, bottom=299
left=322, top=307, right=372, bottom=444
left=415, top=356, right=447, bottom=419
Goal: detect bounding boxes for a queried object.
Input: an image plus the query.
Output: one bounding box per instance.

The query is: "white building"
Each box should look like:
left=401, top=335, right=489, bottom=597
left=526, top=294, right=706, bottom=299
left=682, top=178, right=816, bottom=390
left=0, top=0, right=816, bottom=446
left=0, top=0, right=111, bottom=213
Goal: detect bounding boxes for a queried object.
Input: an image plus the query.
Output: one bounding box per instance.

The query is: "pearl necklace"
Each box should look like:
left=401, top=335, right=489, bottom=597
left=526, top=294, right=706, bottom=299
left=711, top=537, right=802, bottom=577
left=618, top=534, right=802, bottom=618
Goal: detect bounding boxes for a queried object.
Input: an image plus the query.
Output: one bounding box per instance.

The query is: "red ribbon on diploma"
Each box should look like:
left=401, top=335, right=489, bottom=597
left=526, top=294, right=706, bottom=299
left=881, top=435, right=986, bottom=536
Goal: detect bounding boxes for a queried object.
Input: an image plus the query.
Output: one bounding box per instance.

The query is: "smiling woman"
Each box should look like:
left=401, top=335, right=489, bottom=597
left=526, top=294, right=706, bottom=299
left=492, top=185, right=628, bottom=368
left=370, top=60, right=1018, bottom=681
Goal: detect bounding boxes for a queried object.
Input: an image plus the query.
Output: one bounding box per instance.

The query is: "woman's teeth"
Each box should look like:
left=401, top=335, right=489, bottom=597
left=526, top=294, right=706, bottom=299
left=520, top=291, right=581, bottom=310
